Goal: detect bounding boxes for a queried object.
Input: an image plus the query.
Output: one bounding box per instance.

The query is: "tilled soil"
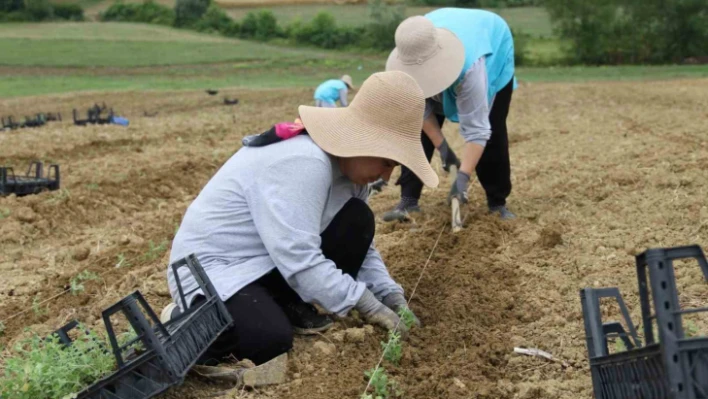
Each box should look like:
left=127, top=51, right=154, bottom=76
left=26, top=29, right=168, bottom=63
left=1, top=79, right=707, bottom=399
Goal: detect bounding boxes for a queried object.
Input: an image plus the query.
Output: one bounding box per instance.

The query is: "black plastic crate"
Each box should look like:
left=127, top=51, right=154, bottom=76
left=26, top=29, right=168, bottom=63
left=581, top=245, right=708, bottom=399
left=54, top=254, right=233, bottom=399
left=0, top=161, right=60, bottom=197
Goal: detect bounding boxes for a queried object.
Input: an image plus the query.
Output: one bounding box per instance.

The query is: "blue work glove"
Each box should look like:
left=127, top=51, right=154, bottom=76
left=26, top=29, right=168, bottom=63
left=448, top=171, right=470, bottom=205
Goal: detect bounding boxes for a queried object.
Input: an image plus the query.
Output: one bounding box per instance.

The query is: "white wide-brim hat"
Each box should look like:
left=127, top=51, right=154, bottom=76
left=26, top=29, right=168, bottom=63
left=386, top=15, right=465, bottom=98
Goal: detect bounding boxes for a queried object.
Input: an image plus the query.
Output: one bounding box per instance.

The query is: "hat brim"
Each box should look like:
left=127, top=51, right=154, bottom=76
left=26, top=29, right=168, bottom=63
left=386, top=28, right=466, bottom=98
left=298, top=105, right=439, bottom=188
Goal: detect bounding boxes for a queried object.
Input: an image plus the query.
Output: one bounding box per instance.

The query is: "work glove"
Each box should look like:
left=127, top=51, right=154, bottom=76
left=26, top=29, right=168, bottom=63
left=438, top=139, right=461, bottom=172
left=355, top=290, right=408, bottom=335
left=382, top=292, right=421, bottom=328
left=448, top=171, right=470, bottom=205
left=369, top=178, right=388, bottom=194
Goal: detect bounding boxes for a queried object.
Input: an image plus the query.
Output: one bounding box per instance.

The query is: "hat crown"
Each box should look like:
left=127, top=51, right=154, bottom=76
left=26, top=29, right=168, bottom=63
left=394, top=16, right=441, bottom=65
left=349, top=71, right=424, bottom=140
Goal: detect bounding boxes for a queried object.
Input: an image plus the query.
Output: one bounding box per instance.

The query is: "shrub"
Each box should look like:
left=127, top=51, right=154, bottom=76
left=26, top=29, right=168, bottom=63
left=0, top=0, right=24, bottom=13
left=100, top=0, right=175, bottom=26
left=194, top=3, right=239, bottom=35
left=361, top=0, right=404, bottom=51
left=23, top=0, right=53, bottom=21
left=240, top=10, right=282, bottom=40
left=53, top=3, right=84, bottom=21
left=545, top=0, right=708, bottom=64
left=174, top=0, right=210, bottom=27
left=511, top=28, right=529, bottom=66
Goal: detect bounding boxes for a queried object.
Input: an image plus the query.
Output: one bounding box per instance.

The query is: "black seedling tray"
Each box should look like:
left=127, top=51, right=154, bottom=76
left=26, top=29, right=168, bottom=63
left=581, top=245, right=708, bottom=399
left=0, top=161, right=60, bottom=197
left=54, top=254, right=233, bottom=399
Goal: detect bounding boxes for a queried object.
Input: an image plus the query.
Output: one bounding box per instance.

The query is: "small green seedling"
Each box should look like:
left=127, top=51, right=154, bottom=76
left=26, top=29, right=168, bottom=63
left=381, top=331, right=402, bottom=365
left=0, top=208, right=10, bottom=219
left=398, top=307, right=416, bottom=330
left=115, top=253, right=132, bottom=268
left=70, top=271, right=100, bottom=295
left=684, top=320, right=700, bottom=338
left=143, top=240, right=168, bottom=262
left=0, top=325, right=115, bottom=399
left=613, top=338, right=626, bottom=353
left=32, top=295, right=47, bottom=317
left=86, top=183, right=100, bottom=191
left=362, top=367, right=401, bottom=399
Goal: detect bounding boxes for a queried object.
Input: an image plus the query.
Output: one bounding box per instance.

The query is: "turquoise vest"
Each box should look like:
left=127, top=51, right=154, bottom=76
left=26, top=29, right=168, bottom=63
left=314, top=79, right=347, bottom=104
left=426, top=8, right=516, bottom=123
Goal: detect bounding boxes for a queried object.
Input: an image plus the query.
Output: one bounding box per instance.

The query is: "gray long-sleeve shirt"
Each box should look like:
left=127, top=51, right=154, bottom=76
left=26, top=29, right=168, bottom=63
left=167, top=135, right=403, bottom=316
left=424, top=56, right=493, bottom=147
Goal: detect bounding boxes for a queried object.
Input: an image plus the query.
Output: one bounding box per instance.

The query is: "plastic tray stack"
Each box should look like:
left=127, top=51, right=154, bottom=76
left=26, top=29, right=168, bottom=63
left=0, top=161, right=60, bottom=197
left=56, top=254, right=233, bottom=399
left=581, top=245, right=708, bottom=399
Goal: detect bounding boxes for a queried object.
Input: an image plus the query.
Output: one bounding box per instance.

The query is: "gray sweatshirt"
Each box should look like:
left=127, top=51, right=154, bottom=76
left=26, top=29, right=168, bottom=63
left=424, top=56, right=493, bottom=147
left=167, top=135, right=403, bottom=316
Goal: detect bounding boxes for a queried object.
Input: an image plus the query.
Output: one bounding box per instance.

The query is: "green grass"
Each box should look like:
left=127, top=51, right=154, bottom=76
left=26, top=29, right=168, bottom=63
left=0, top=23, right=335, bottom=67
left=223, top=5, right=553, bottom=37
left=517, top=64, right=708, bottom=83
left=1, top=22, right=707, bottom=98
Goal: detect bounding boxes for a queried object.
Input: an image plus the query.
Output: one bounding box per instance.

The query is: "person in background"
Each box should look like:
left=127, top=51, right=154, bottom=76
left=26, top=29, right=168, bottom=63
left=161, top=71, right=433, bottom=385
left=383, top=8, right=517, bottom=221
left=314, top=75, right=355, bottom=107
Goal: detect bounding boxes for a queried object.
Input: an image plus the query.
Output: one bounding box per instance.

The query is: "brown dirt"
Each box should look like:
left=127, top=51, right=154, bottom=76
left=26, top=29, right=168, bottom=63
left=1, top=79, right=708, bottom=399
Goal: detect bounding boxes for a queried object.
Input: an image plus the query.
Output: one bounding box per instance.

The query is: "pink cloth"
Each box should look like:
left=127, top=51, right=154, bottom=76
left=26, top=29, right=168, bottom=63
left=274, top=121, right=305, bottom=140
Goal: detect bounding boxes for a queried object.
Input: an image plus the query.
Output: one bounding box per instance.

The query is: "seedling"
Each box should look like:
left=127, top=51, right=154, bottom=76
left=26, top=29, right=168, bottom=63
left=0, top=208, right=9, bottom=219
left=685, top=320, right=701, bottom=338
left=143, top=240, right=168, bottom=262
left=115, top=253, right=131, bottom=268
left=362, top=367, right=401, bottom=399
left=398, top=307, right=416, bottom=330
left=70, top=271, right=100, bottom=295
left=0, top=325, right=115, bottom=399
left=381, top=331, right=402, bottom=365
left=86, top=183, right=100, bottom=191
left=32, top=295, right=47, bottom=317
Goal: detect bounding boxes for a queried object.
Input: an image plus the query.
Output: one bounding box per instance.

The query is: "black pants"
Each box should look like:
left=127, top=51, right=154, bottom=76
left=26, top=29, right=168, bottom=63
left=397, top=77, right=514, bottom=208
left=196, top=198, right=375, bottom=365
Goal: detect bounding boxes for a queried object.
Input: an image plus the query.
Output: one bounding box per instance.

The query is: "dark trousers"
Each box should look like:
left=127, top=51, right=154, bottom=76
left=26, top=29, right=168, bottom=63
left=196, top=198, right=375, bottom=365
left=396, top=77, right=514, bottom=208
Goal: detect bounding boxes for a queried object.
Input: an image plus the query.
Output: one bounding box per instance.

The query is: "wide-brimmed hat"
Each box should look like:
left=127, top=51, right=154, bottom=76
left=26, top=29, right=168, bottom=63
left=386, top=16, right=465, bottom=98
left=340, top=74, right=355, bottom=89
left=299, top=71, right=439, bottom=188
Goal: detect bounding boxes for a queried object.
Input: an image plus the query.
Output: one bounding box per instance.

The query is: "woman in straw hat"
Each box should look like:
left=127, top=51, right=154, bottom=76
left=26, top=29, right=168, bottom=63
left=161, top=71, right=434, bottom=375
left=384, top=8, right=517, bottom=221
left=313, top=74, right=355, bottom=107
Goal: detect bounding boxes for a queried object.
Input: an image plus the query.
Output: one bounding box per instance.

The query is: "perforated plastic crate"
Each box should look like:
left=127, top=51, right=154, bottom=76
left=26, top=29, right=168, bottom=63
left=54, top=254, right=233, bottom=399
left=581, top=245, right=708, bottom=399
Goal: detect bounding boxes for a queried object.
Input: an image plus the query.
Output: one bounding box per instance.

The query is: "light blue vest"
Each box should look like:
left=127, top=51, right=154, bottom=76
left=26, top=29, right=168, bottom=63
left=314, top=79, right=347, bottom=104
left=426, top=8, right=516, bottom=123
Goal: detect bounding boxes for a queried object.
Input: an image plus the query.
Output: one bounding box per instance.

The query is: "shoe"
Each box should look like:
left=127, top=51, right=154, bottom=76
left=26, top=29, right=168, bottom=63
left=489, top=205, right=516, bottom=220
left=192, top=353, right=288, bottom=387
left=159, top=302, right=181, bottom=324
left=282, top=302, right=334, bottom=335
left=382, top=204, right=421, bottom=222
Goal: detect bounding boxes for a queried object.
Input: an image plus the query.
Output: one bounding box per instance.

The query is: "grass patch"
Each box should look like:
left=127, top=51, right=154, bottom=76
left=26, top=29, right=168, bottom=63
left=517, top=64, right=708, bottom=83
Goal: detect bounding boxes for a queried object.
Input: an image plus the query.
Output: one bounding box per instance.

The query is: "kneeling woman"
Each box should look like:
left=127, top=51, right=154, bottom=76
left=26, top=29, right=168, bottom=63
left=163, top=71, right=438, bottom=369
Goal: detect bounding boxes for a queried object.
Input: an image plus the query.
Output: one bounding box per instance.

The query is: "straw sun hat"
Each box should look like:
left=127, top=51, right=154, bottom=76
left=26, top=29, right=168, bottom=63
left=340, top=74, right=355, bottom=89
left=298, top=71, right=439, bottom=188
left=386, top=16, right=465, bottom=98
